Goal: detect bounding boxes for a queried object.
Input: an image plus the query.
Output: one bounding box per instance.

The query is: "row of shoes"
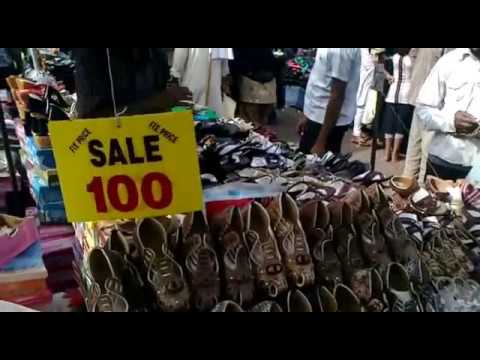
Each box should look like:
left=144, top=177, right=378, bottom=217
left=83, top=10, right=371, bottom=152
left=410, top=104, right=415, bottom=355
left=84, top=192, right=316, bottom=312
left=214, top=268, right=480, bottom=312
left=83, top=181, right=464, bottom=312
left=212, top=261, right=426, bottom=312
left=388, top=175, right=480, bottom=278
left=7, top=76, right=72, bottom=136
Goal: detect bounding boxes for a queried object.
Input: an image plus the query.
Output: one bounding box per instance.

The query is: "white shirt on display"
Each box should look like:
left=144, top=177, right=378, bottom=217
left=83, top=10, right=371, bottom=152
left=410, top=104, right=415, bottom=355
left=303, top=48, right=361, bottom=126
left=416, top=48, right=480, bottom=167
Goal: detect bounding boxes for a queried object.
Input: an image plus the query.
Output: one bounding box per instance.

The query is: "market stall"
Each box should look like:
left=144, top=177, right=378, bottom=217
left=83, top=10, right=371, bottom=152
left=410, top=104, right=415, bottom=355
left=2, top=48, right=480, bottom=313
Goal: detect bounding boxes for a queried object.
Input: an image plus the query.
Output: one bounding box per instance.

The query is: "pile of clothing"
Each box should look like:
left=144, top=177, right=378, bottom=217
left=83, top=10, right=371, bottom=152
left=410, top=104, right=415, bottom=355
left=283, top=55, right=316, bottom=88
left=282, top=54, right=315, bottom=110
left=0, top=214, right=51, bottom=308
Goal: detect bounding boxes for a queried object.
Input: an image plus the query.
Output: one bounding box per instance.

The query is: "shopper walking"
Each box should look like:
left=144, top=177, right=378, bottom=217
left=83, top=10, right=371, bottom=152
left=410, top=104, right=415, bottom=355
left=170, top=48, right=233, bottom=116
left=382, top=48, right=414, bottom=162
left=229, top=48, right=278, bottom=127
left=403, top=48, right=454, bottom=183
left=417, top=48, right=480, bottom=180
left=298, top=48, right=361, bottom=154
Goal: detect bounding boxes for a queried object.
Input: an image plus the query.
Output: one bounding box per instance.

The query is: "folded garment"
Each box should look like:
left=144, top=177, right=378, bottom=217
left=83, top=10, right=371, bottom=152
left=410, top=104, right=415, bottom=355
left=38, top=224, right=74, bottom=240
left=0, top=242, right=43, bottom=272
left=0, top=215, right=38, bottom=268
left=0, top=278, right=48, bottom=299
left=8, top=289, right=52, bottom=308
left=0, top=265, right=48, bottom=284
left=43, top=249, right=74, bottom=271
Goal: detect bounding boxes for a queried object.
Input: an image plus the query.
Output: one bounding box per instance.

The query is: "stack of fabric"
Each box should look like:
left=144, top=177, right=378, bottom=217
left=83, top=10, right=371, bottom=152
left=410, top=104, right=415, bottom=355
left=22, top=136, right=66, bottom=224
left=38, top=223, right=77, bottom=293
left=7, top=75, right=70, bottom=225
left=0, top=215, right=52, bottom=308
left=22, top=207, right=81, bottom=305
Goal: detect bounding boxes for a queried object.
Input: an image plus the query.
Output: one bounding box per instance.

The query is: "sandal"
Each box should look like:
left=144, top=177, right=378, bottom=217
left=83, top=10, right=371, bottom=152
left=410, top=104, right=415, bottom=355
left=353, top=171, right=391, bottom=187
left=410, top=188, right=449, bottom=216
left=390, top=176, right=419, bottom=198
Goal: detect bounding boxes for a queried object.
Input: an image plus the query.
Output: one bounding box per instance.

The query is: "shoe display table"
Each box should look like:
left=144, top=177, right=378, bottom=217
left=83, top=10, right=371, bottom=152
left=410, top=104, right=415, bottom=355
left=70, top=116, right=480, bottom=312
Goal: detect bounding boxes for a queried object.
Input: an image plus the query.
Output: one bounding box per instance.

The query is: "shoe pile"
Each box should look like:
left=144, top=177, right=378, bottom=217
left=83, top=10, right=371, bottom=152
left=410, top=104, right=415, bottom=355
left=387, top=175, right=480, bottom=310
left=7, top=75, right=74, bottom=224
left=68, top=117, right=480, bottom=312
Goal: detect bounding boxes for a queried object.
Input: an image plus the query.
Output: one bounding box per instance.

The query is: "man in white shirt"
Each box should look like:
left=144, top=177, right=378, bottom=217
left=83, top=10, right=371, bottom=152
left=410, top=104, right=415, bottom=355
left=298, top=48, right=361, bottom=154
left=403, top=48, right=453, bottom=183
left=417, top=48, right=480, bottom=180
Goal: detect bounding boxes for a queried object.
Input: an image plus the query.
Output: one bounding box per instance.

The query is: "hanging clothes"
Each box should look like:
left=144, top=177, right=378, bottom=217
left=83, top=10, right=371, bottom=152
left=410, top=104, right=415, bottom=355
left=170, top=48, right=233, bottom=115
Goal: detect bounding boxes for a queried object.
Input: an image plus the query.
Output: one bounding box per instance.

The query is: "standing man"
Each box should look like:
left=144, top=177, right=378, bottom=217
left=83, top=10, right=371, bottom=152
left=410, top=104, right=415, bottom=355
left=403, top=48, right=453, bottom=182
left=298, top=48, right=361, bottom=154
left=416, top=48, right=480, bottom=180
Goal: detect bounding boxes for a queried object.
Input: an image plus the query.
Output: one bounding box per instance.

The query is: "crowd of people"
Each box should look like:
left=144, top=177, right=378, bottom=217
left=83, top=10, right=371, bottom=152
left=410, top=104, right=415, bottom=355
left=168, top=47, right=479, bottom=184
left=2, top=48, right=478, bottom=184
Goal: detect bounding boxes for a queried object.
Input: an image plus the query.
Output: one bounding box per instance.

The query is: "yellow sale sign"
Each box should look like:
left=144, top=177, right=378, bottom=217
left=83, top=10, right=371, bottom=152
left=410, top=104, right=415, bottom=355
left=49, top=112, right=203, bottom=222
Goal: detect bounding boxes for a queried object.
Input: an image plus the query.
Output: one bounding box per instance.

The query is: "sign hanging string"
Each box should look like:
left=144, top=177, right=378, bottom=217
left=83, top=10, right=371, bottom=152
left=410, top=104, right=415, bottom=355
left=106, top=48, right=122, bottom=128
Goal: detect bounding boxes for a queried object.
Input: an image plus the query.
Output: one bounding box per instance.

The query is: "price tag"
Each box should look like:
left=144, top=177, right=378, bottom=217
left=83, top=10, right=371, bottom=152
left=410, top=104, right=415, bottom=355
left=49, top=111, right=203, bottom=222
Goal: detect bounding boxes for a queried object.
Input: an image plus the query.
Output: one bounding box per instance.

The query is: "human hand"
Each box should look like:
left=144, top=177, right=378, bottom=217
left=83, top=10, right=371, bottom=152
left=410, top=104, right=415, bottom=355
left=455, top=111, right=479, bottom=134
left=297, top=113, right=308, bottom=136
left=386, top=75, right=394, bottom=85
